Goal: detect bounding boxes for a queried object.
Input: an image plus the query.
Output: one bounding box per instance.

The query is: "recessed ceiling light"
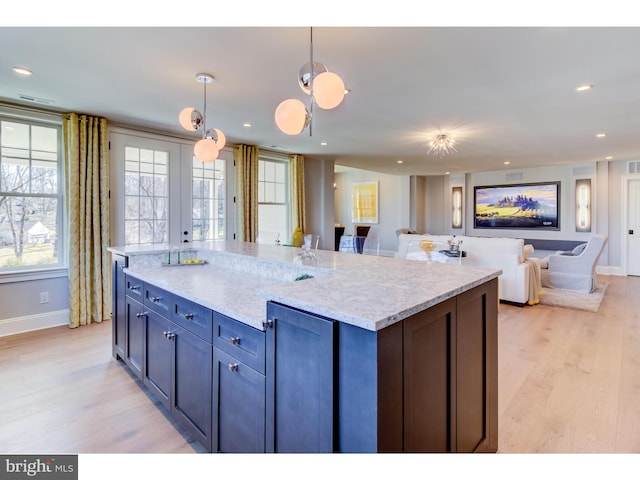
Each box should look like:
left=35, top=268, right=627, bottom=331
left=12, top=67, right=33, bottom=76
left=596, top=133, right=607, bottom=138
left=243, top=123, right=252, bottom=127
left=576, top=84, right=593, bottom=92
left=504, top=161, right=511, bottom=165
left=320, top=141, right=328, bottom=146
left=445, top=171, right=450, bottom=175
left=605, top=156, right=613, bottom=160
left=396, top=160, right=403, bottom=164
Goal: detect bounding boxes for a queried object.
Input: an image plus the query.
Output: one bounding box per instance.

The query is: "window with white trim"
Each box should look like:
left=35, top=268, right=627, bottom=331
left=258, top=157, right=289, bottom=244
left=0, top=118, right=63, bottom=272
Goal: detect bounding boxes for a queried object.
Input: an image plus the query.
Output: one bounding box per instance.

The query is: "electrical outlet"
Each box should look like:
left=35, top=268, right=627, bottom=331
left=40, top=292, right=49, bottom=304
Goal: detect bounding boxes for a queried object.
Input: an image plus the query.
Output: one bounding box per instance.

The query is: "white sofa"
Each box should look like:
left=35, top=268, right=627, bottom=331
left=396, top=234, right=533, bottom=305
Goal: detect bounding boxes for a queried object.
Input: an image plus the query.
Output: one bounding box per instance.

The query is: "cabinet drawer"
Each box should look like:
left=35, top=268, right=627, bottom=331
left=171, top=296, right=213, bottom=343
left=125, top=275, right=144, bottom=300
left=144, top=282, right=173, bottom=317
left=214, top=312, right=265, bottom=374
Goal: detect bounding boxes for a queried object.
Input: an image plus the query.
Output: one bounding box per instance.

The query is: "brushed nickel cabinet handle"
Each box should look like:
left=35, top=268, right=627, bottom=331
left=135, top=312, right=146, bottom=319
left=228, top=363, right=239, bottom=373
left=163, top=331, right=176, bottom=340
left=151, top=296, right=161, bottom=303
left=184, top=313, right=194, bottom=320
left=230, top=337, right=241, bottom=345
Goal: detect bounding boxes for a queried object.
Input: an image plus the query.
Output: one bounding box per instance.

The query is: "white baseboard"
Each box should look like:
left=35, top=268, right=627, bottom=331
left=597, top=265, right=625, bottom=276
left=0, top=309, right=69, bottom=338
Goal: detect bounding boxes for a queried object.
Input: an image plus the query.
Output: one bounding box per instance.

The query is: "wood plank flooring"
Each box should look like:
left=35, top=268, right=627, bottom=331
left=1, top=274, right=639, bottom=454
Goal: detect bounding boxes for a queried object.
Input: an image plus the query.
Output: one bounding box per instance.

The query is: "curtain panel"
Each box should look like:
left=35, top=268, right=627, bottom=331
left=63, top=113, right=110, bottom=328
left=234, top=144, right=259, bottom=242
left=289, top=154, right=306, bottom=233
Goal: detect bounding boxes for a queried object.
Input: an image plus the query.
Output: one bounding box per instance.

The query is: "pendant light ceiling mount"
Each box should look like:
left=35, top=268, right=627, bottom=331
left=178, top=72, right=226, bottom=162
left=275, top=28, right=347, bottom=136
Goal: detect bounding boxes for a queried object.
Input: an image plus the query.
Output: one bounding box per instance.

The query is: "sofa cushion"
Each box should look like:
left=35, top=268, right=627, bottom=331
left=571, top=243, right=587, bottom=256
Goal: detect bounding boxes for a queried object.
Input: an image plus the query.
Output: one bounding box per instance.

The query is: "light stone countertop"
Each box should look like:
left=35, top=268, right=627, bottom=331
left=108, top=240, right=501, bottom=332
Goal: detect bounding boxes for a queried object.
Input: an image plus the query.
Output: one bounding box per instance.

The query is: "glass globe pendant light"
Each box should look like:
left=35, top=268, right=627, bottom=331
left=179, top=73, right=225, bottom=162
left=275, top=27, right=346, bottom=136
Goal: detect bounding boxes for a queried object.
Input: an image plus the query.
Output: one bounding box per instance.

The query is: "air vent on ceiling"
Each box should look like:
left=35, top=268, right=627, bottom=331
left=17, top=94, right=53, bottom=105
left=505, top=172, right=523, bottom=181
left=628, top=161, right=640, bottom=174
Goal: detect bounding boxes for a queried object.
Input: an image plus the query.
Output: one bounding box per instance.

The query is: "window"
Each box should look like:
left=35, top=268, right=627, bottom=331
left=258, top=157, right=289, bottom=244
left=192, top=157, right=225, bottom=240
left=0, top=118, right=63, bottom=272
left=123, top=146, right=168, bottom=245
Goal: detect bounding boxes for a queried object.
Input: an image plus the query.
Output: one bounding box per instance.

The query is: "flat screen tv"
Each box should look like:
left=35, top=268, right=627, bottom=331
left=474, top=181, right=560, bottom=230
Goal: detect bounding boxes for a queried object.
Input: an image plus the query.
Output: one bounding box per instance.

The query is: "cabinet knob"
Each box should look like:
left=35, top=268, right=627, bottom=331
left=135, top=312, right=146, bottom=319
left=230, top=336, right=241, bottom=345
left=184, top=313, right=194, bottom=320
left=163, top=331, right=176, bottom=340
left=228, top=363, right=239, bottom=373
left=151, top=296, right=161, bottom=303
left=262, top=319, right=274, bottom=329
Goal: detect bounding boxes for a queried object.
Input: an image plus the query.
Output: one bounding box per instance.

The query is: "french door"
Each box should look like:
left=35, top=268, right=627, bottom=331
left=109, top=129, right=234, bottom=247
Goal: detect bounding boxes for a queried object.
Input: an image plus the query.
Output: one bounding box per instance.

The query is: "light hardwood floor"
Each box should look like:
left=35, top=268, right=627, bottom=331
left=1, top=274, right=639, bottom=454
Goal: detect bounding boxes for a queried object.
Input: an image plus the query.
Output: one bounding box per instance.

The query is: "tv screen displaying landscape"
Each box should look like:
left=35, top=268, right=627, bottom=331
left=474, top=182, right=560, bottom=230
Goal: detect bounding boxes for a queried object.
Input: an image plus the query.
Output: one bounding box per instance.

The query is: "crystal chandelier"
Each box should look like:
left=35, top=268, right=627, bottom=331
left=428, top=134, right=457, bottom=156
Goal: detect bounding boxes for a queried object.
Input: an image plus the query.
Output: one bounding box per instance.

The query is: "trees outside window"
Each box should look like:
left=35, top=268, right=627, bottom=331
left=0, top=119, right=62, bottom=271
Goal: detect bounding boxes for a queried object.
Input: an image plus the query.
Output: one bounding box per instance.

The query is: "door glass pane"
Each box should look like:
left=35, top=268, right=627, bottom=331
left=192, top=157, right=225, bottom=240
left=123, top=145, right=169, bottom=245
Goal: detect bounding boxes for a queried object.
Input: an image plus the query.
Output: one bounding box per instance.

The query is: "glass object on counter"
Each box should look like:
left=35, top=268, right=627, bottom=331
left=293, top=234, right=318, bottom=266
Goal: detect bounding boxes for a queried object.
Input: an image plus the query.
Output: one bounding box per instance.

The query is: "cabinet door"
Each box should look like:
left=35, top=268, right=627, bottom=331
left=455, top=278, right=498, bottom=453
left=144, top=309, right=173, bottom=409
left=125, top=297, right=146, bottom=379
left=172, top=324, right=213, bottom=452
left=112, top=254, right=128, bottom=360
left=403, top=297, right=456, bottom=453
left=265, top=302, right=336, bottom=453
left=213, top=348, right=265, bottom=453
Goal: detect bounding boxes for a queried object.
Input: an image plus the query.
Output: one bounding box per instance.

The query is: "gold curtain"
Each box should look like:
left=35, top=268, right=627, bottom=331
left=234, top=144, right=259, bottom=242
left=63, top=113, right=110, bottom=329
left=289, top=154, right=306, bottom=233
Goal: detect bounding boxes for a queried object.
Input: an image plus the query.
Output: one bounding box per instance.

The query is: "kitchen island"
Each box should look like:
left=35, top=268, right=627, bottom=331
left=108, top=240, right=500, bottom=453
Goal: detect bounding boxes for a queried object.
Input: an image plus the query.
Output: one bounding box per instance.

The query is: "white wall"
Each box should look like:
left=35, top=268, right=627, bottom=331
left=304, top=157, right=335, bottom=251
left=0, top=276, right=69, bottom=336
left=333, top=158, right=632, bottom=270
left=466, top=164, right=597, bottom=241
left=334, top=167, right=407, bottom=254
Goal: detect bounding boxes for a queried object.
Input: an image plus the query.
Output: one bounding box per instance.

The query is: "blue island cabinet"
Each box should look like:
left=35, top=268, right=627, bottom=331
left=212, top=313, right=266, bottom=453
left=265, top=303, right=336, bottom=453
left=263, top=276, right=498, bottom=453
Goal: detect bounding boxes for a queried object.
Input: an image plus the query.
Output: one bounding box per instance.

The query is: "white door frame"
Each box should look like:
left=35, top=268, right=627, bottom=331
left=621, top=174, right=640, bottom=276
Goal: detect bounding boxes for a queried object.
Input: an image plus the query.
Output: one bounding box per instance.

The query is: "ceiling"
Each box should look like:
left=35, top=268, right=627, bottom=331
left=1, top=26, right=640, bottom=176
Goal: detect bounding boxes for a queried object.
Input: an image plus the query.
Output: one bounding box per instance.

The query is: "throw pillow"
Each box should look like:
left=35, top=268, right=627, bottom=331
left=571, top=243, right=587, bottom=256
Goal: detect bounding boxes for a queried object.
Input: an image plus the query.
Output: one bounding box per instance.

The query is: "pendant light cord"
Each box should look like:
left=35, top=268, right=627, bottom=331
left=202, top=80, right=207, bottom=139
left=309, top=26, right=314, bottom=137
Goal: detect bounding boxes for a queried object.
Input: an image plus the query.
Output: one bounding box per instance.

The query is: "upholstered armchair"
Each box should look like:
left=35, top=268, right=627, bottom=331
left=540, top=235, right=608, bottom=292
